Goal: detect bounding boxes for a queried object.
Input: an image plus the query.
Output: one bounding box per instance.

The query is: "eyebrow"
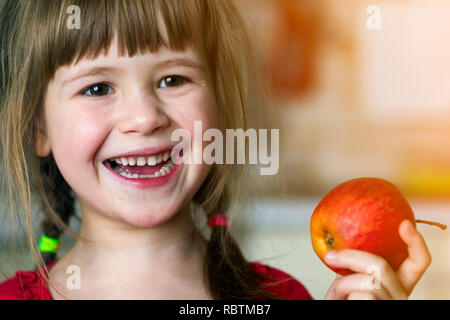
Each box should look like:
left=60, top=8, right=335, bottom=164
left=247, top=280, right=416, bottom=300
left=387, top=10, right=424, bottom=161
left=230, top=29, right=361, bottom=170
left=62, top=58, right=203, bottom=86
left=155, top=58, right=203, bottom=71
left=62, top=67, right=121, bottom=86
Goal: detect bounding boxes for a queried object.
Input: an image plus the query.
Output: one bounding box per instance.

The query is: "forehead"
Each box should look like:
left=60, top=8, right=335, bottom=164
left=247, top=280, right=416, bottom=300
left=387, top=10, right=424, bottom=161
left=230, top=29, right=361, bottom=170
left=73, top=35, right=198, bottom=67
left=51, top=34, right=202, bottom=84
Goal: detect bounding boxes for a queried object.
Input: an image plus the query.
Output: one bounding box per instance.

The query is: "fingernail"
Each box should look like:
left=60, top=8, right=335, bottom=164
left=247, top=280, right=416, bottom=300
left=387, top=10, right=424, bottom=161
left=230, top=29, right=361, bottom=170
left=325, top=250, right=337, bottom=261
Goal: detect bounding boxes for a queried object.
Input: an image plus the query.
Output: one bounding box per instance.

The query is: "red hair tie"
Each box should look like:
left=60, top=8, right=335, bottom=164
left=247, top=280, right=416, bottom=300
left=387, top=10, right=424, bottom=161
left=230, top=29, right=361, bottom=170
left=207, top=213, right=229, bottom=229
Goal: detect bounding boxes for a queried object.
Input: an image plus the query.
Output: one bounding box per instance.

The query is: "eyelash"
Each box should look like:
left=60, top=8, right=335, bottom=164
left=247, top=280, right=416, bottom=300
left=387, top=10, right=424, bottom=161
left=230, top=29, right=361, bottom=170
left=79, top=75, right=190, bottom=97
left=80, top=82, right=114, bottom=97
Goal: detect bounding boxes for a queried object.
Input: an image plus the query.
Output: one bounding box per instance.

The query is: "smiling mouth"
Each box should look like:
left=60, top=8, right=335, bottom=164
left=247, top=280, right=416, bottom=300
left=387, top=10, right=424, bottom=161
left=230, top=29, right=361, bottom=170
left=106, top=149, right=176, bottom=179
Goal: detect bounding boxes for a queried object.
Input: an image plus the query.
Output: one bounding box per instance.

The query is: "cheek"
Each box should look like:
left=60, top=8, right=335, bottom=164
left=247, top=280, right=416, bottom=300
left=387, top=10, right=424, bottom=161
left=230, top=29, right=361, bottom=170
left=166, top=91, right=216, bottom=184
left=47, top=105, right=109, bottom=163
left=167, top=90, right=219, bottom=132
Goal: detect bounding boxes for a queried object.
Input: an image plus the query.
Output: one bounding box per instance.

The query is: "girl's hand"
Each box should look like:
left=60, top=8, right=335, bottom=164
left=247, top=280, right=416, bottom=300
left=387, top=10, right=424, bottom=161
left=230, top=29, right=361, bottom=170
left=323, top=219, right=432, bottom=300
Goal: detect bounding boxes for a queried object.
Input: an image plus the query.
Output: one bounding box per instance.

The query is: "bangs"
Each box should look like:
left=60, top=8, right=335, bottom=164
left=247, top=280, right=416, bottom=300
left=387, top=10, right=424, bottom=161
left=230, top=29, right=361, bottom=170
left=37, top=0, right=204, bottom=79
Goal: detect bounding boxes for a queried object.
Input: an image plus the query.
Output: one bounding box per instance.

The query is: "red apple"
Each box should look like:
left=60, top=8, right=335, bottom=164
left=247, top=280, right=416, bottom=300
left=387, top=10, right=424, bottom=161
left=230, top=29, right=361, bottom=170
left=310, top=177, right=416, bottom=275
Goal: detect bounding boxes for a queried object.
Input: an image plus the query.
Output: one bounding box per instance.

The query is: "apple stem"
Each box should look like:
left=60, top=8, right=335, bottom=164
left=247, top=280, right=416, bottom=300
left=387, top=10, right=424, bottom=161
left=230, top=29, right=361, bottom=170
left=415, top=219, right=447, bottom=230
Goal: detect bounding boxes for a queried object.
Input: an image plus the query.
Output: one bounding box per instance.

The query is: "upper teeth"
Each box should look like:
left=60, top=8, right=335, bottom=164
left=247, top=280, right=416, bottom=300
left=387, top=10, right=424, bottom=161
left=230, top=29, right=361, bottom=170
left=112, top=150, right=170, bottom=166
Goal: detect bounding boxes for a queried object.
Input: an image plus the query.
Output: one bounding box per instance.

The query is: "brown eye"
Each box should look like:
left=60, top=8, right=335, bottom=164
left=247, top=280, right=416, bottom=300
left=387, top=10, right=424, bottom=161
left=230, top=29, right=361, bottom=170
left=158, top=75, right=186, bottom=88
left=83, top=83, right=113, bottom=96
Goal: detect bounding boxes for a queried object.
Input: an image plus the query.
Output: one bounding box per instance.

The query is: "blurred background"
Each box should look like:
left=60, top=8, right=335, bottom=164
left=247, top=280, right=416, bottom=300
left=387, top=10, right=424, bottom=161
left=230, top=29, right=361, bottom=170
left=233, top=0, right=450, bottom=300
left=1, top=0, right=450, bottom=300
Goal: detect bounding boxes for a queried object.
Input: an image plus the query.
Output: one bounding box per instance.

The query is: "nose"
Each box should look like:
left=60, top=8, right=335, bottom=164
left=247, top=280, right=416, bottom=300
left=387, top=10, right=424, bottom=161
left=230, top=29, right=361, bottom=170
left=116, top=93, right=169, bottom=136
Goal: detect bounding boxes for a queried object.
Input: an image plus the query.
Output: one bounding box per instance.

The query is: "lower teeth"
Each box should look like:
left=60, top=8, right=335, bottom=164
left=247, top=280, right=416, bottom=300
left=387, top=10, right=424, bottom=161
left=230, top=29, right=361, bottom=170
left=112, top=159, right=175, bottom=179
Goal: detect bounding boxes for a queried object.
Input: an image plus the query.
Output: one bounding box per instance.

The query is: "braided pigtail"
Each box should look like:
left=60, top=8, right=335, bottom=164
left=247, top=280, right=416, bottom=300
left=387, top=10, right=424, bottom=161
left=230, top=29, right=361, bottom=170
left=38, top=153, right=75, bottom=265
left=205, top=212, right=282, bottom=300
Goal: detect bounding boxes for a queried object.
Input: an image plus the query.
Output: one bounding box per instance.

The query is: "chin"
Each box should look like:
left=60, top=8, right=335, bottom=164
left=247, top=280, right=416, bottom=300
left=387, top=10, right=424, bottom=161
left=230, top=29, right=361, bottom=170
left=119, top=206, right=179, bottom=228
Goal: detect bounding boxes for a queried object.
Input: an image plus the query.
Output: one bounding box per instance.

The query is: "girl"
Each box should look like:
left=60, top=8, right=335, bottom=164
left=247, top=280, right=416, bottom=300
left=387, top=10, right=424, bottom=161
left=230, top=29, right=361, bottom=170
left=0, top=0, right=430, bottom=300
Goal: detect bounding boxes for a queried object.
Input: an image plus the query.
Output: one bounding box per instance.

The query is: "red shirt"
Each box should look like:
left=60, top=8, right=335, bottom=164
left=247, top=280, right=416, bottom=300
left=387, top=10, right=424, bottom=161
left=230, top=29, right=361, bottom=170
left=0, top=261, right=313, bottom=300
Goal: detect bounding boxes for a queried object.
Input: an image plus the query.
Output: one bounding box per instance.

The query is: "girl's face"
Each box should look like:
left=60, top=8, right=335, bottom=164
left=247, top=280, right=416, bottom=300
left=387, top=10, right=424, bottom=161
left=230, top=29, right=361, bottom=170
left=37, top=36, right=218, bottom=227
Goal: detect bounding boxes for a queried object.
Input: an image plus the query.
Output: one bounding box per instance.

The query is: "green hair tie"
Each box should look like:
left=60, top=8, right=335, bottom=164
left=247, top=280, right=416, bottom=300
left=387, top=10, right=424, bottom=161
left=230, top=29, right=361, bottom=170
left=38, top=235, right=60, bottom=253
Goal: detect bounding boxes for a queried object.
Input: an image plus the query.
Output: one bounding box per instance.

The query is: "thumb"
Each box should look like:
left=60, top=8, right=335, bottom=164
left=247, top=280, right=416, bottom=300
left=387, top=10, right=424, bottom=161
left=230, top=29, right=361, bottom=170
left=396, top=219, right=432, bottom=294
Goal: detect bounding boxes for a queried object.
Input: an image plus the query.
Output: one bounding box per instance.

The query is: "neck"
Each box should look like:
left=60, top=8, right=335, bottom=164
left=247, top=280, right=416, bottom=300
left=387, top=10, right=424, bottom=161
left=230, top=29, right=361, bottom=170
left=75, top=203, right=202, bottom=263
left=49, top=204, right=210, bottom=299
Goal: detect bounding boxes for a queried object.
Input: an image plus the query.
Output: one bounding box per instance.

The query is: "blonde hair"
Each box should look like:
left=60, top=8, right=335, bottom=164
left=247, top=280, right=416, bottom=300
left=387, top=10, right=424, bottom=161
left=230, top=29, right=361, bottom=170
left=0, top=0, right=282, bottom=299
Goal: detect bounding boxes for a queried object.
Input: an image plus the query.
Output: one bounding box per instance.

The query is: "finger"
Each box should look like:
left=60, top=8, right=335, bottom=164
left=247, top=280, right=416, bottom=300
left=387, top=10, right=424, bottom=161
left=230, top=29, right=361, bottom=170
left=397, top=219, right=432, bottom=294
left=347, top=291, right=377, bottom=300
left=331, top=273, right=392, bottom=300
left=325, top=249, right=408, bottom=299
left=324, top=274, right=341, bottom=299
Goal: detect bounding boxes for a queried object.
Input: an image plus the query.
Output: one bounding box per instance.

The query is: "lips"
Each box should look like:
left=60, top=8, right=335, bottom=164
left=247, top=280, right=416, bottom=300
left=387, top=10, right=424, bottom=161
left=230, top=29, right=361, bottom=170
left=103, top=155, right=181, bottom=189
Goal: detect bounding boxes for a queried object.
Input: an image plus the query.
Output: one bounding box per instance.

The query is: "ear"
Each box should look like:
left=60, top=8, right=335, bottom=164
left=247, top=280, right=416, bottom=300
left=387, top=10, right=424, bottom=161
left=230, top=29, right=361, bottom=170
left=35, top=115, right=51, bottom=157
